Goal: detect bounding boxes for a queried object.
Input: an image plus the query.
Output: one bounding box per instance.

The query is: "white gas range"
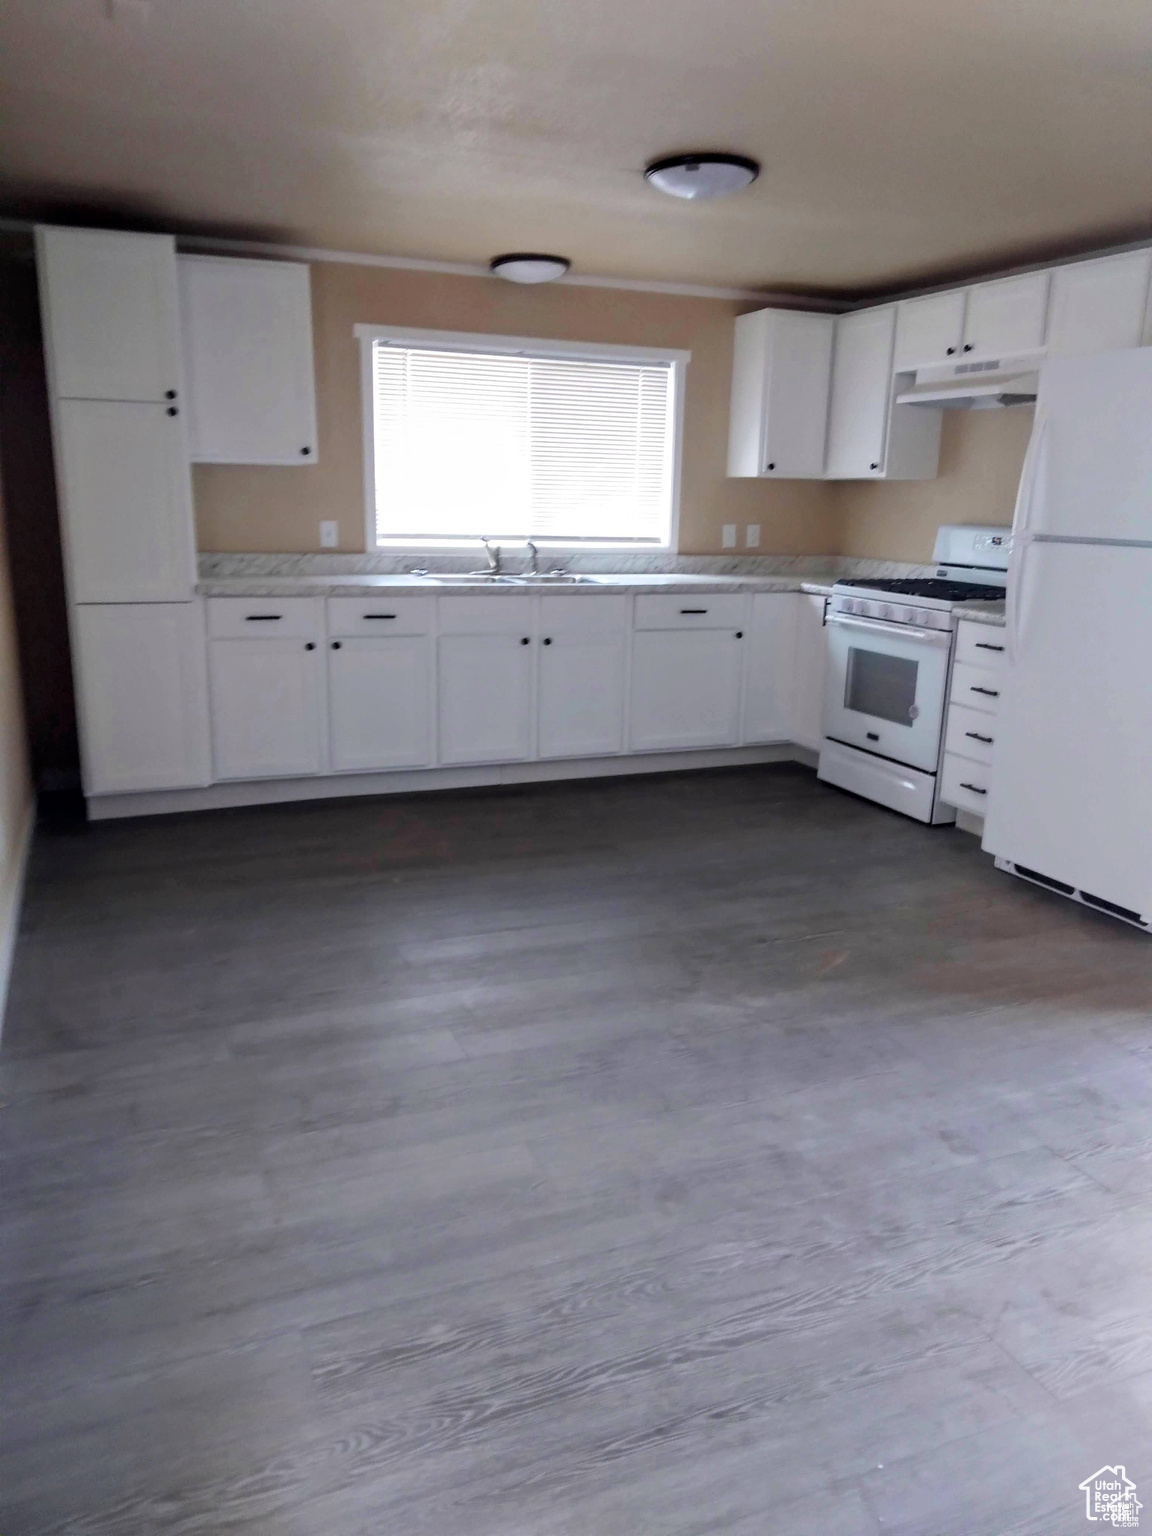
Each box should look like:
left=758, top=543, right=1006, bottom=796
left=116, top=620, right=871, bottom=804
left=817, top=525, right=1009, bottom=824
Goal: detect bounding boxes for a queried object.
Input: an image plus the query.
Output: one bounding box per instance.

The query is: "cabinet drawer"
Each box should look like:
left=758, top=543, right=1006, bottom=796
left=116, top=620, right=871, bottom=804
left=633, top=593, right=746, bottom=630
left=437, top=595, right=533, bottom=635
left=326, top=596, right=433, bottom=637
left=539, top=593, right=628, bottom=634
left=941, top=753, right=992, bottom=816
left=206, top=596, right=322, bottom=639
left=954, top=623, right=1006, bottom=670
left=945, top=703, right=997, bottom=766
left=950, top=660, right=1003, bottom=714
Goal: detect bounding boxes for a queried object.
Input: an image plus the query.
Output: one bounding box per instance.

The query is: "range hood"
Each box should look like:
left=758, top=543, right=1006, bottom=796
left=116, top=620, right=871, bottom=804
left=896, top=352, right=1041, bottom=410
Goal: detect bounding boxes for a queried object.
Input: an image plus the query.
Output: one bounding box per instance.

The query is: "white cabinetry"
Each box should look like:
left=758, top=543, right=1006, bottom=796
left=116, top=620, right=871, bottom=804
left=893, top=290, right=967, bottom=371
left=1046, top=251, right=1152, bottom=360
left=741, top=593, right=797, bottom=743
left=35, top=226, right=183, bottom=403
left=537, top=596, right=627, bottom=760
left=789, top=593, right=830, bottom=751
left=325, top=597, right=434, bottom=771
left=178, top=256, right=318, bottom=465
left=71, top=602, right=210, bottom=794
left=207, top=598, right=325, bottom=780
left=630, top=597, right=745, bottom=751
left=727, top=308, right=834, bottom=478
left=54, top=398, right=196, bottom=603
left=940, top=619, right=1004, bottom=820
left=437, top=598, right=534, bottom=765
left=893, top=272, right=1049, bottom=370
left=825, top=306, right=942, bottom=481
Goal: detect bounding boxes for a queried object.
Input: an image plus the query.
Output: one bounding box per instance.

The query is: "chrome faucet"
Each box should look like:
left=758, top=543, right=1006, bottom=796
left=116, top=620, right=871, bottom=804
left=525, top=541, right=539, bottom=576
left=480, top=537, right=502, bottom=575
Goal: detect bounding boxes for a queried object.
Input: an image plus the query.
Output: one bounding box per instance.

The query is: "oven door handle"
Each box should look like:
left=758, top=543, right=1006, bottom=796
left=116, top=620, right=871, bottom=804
left=825, top=613, right=952, bottom=647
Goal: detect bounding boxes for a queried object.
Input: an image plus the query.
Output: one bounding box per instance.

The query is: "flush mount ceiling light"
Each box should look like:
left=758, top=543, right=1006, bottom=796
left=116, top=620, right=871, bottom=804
left=489, top=253, right=571, bottom=284
left=644, top=152, right=760, bottom=201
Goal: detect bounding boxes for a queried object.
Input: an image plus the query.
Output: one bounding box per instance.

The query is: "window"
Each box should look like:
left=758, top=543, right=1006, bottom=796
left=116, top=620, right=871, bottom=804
left=356, top=325, right=687, bottom=549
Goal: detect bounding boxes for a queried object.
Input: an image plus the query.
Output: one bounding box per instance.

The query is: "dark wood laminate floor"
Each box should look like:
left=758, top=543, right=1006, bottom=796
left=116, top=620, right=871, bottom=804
left=3, top=764, right=1152, bottom=1535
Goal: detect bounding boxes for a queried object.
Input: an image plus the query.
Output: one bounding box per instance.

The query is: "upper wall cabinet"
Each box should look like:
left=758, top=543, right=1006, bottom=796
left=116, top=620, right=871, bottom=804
left=1046, top=251, right=1152, bottom=360
left=962, top=271, right=1050, bottom=361
left=892, top=290, right=967, bottom=372
left=35, top=227, right=183, bottom=403
left=893, top=271, right=1050, bottom=371
left=727, top=308, right=834, bottom=478
left=178, top=256, right=318, bottom=465
left=825, top=306, right=941, bottom=481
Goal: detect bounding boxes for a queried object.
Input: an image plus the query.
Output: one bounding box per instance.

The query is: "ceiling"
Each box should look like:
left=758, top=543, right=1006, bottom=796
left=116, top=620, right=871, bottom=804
left=2, top=0, right=1151, bottom=296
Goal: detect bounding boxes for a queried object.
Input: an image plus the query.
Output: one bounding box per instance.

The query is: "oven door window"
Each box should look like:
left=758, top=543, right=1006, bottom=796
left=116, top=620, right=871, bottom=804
left=844, top=646, right=918, bottom=726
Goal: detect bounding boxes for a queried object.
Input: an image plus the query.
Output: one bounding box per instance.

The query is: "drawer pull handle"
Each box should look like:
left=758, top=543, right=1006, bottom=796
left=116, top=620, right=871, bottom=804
left=959, top=782, right=987, bottom=795
left=965, top=731, right=993, bottom=744
left=975, top=641, right=1005, bottom=652
left=245, top=614, right=282, bottom=621
left=363, top=613, right=397, bottom=620
left=680, top=608, right=708, bottom=615
left=970, top=685, right=999, bottom=697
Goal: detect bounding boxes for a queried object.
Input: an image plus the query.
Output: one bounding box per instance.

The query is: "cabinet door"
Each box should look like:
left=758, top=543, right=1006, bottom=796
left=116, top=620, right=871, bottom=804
left=962, top=271, right=1049, bottom=360
left=328, top=637, right=432, bottom=772
left=538, top=634, right=626, bottom=760
left=741, top=594, right=798, bottom=743
left=178, top=256, right=318, bottom=465
left=629, top=630, right=742, bottom=751
left=54, top=399, right=196, bottom=603
left=790, top=594, right=830, bottom=751
left=35, top=227, right=182, bottom=403
left=1046, top=252, right=1152, bottom=360
left=893, top=290, right=966, bottom=370
left=71, top=602, right=210, bottom=795
left=824, top=307, right=895, bottom=478
left=760, top=311, right=834, bottom=477
left=209, top=638, right=324, bottom=780
left=438, top=634, right=533, bottom=765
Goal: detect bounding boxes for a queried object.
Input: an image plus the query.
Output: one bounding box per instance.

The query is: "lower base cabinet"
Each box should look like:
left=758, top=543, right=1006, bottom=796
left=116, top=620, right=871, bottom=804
left=741, top=593, right=797, bottom=743
left=209, top=636, right=325, bottom=780
left=629, top=628, right=743, bottom=751
left=437, top=632, right=533, bottom=766
left=72, top=601, right=211, bottom=794
left=790, top=593, right=830, bottom=750
left=327, top=637, right=432, bottom=771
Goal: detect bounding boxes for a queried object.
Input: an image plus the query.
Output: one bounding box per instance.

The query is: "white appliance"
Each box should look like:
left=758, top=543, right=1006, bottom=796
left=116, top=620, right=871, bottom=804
left=817, top=525, right=1009, bottom=823
left=983, top=348, right=1152, bottom=931
left=896, top=354, right=1040, bottom=411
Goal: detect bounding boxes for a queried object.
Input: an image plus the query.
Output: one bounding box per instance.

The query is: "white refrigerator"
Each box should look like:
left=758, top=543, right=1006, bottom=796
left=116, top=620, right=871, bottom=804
left=982, top=347, right=1152, bottom=930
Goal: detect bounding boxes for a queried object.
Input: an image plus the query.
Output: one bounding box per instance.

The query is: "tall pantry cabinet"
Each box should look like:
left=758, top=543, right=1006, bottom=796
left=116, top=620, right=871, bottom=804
left=35, top=226, right=212, bottom=794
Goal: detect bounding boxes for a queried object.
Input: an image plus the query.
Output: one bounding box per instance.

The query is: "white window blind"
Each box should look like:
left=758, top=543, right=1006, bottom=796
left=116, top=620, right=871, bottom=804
left=369, top=340, right=677, bottom=545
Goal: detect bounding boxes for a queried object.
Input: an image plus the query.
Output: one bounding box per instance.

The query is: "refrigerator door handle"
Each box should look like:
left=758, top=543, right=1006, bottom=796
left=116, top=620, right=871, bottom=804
left=1012, top=411, right=1048, bottom=540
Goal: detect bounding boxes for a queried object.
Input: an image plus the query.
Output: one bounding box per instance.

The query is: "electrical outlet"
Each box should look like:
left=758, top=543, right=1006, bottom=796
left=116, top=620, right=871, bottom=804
left=319, top=520, right=339, bottom=549
left=721, top=524, right=737, bottom=549
left=745, top=523, right=761, bottom=549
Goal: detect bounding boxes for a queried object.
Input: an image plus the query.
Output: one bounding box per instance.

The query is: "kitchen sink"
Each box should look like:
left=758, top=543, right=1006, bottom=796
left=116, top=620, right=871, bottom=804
left=423, top=572, right=599, bottom=585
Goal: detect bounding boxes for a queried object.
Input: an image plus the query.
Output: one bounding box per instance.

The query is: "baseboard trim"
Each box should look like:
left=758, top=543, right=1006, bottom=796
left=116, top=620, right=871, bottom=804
left=88, top=744, right=813, bottom=821
left=0, top=797, right=34, bottom=1042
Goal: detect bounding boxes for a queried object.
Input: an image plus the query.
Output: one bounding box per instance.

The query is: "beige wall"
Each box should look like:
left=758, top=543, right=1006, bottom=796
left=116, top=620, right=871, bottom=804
left=193, top=260, right=839, bottom=558
left=834, top=406, right=1033, bottom=562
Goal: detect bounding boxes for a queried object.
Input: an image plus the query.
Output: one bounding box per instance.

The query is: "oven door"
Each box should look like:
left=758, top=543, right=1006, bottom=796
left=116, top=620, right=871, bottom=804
left=823, top=613, right=952, bottom=773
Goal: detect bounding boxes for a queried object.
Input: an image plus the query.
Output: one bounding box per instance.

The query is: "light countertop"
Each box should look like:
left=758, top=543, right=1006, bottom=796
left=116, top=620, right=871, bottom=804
left=197, top=573, right=842, bottom=599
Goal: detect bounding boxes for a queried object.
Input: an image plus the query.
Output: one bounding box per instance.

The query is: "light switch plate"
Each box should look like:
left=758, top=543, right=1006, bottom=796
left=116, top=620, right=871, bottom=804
left=319, top=521, right=339, bottom=549
left=745, top=524, right=761, bottom=549
left=721, top=524, right=737, bottom=549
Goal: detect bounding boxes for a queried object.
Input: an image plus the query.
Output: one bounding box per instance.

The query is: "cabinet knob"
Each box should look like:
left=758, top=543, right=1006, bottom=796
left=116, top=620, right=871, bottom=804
left=300, top=446, right=312, bottom=456
left=946, top=346, right=957, bottom=356
left=542, top=637, right=552, bottom=645
left=870, top=461, right=879, bottom=470
left=166, top=406, right=179, bottom=416
left=331, top=640, right=341, bottom=649
left=520, top=636, right=530, bottom=645
left=963, top=343, right=974, bottom=353
left=766, top=461, right=776, bottom=470
left=735, top=630, right=743, bottom=639
left=164, top=389, right=177, bottom=400
left=304, top=642, right=315, bottom=651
